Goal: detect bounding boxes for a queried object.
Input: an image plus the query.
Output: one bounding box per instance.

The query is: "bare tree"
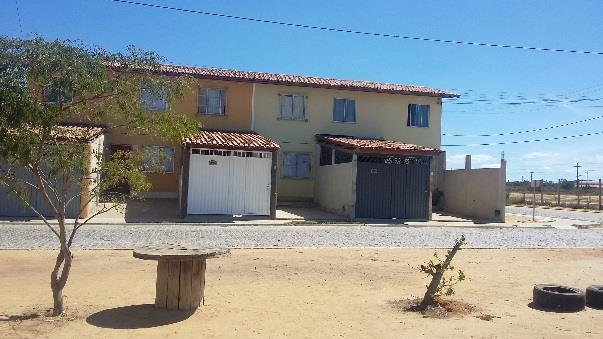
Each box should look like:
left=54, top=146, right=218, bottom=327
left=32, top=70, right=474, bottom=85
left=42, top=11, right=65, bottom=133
left=0, top=37, right=200, bottom=315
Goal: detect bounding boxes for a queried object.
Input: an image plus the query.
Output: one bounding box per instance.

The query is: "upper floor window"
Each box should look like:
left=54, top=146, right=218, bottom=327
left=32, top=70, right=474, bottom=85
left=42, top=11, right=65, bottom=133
left=199, top=87, right=226, bottom=115
left=140, top=86, right=167, bottom=111
left=283, top=152, right=311, bottom=179
left=333, top=98, right=356, bottom=123
left=279, top=94, right=305, bottom=120
left=43, top=86, right=72, bottom=104
left=407, top=104, right=429, bottom=128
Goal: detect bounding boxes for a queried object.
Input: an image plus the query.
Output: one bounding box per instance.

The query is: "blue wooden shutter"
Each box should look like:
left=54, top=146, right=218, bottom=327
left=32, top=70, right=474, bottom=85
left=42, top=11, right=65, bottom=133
left=333, top=98, right=345, bottom=122
left=198, top=87, right=207, bottom=113
left=297, top=154, right=311, bottom=178
left=207, top=88, right=222, bottom=114
left=280, top=95, right=293, bottom=119
left=420, top=105, right=429, bottom=127
left=292, top=95, right=305, bottom=120
left=345, top=99, right=356, bottom=122
left=283, top=153, right=297, bottom=177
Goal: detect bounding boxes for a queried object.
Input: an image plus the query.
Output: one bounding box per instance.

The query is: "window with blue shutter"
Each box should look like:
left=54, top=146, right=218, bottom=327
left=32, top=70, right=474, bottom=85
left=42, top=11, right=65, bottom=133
left=333, top=98, right=356, bottom=123
left=280, top=94, right=306, bottom=120
left=142, top=146, right=175, bottom=173
left=407, top=104, right=429, bottom=127
left=140, top=86, right=167, bottom=111
left=282, top=152, right=311, bottom=178
left=43, top=86, right=73, bottom=104
left=199, top=87, right=226, bottom=115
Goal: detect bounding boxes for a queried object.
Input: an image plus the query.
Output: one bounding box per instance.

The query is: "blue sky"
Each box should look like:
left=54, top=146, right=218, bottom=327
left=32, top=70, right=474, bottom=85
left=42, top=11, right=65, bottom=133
left=2, top=0, right=603, bottom=181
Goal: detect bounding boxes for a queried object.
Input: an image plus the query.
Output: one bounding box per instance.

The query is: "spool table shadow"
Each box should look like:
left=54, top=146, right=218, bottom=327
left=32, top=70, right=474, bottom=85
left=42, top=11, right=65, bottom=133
left=86, top=304, right=195, bottom=329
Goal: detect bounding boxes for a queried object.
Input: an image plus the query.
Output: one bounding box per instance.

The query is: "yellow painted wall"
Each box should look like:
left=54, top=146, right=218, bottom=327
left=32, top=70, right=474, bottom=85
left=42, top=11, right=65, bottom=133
left=102, top=79, right=254, bottom=195
left=252, top=84, right=441, bottom=200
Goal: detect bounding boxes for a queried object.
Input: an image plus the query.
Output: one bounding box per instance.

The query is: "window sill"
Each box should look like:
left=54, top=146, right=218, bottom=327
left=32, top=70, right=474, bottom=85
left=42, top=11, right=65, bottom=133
left=332, top=121, right=357, bottom=124
left=277, top=117, right=308, bottom=122
left=199, top=113, right=227, bottom=117
left=282, top=177, right=312, bottom=180
left=406, top=125, right=430, bottom=128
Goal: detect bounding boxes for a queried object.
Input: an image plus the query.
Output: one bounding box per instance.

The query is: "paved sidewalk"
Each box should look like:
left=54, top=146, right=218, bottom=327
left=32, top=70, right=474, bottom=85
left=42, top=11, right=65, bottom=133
left=1, top=223, right=602, bottom=249
left=1, top=211, right=597, bottom=229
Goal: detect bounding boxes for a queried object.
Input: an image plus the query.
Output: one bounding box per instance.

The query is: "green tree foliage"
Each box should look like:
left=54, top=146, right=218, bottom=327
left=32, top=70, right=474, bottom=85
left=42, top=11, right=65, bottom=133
left=0, top=36, right=200, bottom=315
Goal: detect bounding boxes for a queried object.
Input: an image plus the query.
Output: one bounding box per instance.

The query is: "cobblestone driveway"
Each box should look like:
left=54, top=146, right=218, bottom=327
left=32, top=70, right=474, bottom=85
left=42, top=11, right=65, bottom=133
left=1, top=223, right=602, bottom=249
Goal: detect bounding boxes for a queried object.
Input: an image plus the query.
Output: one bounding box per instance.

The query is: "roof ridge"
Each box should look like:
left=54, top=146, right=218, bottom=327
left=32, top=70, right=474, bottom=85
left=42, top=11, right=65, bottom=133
left=157, top=63, right=458, bottom=98
left=164, top=63, right=434, bottom=90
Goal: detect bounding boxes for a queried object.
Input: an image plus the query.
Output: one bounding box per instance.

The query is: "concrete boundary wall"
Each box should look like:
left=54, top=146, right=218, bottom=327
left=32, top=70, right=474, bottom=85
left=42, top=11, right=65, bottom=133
left=315, top=156, right=356, bottom=218
left=441, top=160, right=506, bottom=221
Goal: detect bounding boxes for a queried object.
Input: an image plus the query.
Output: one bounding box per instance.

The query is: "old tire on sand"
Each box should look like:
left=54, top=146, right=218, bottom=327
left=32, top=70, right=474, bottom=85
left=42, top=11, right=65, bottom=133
left=586, top=285, right=603, bottom=309
left=533, top=284, right=585, bottom=312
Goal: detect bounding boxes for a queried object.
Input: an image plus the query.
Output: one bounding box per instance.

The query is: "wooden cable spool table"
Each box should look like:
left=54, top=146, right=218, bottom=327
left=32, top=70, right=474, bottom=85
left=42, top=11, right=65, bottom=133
left=133, top=244, right=229, bottom=310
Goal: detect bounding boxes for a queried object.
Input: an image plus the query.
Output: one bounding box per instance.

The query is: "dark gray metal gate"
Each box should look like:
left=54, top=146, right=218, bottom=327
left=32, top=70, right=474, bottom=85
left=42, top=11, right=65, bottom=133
left=0, top=163, right=81, bottom=218
left=355, top=155, right=430, bottom=219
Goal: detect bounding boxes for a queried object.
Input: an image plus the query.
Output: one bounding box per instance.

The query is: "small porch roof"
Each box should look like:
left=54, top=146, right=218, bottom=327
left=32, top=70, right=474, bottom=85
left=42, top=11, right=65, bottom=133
left=52, top=124, right=105, bottom=143
left=184, top=129, right=280, bottom=151
left=316, top=134, right=441, bottom=155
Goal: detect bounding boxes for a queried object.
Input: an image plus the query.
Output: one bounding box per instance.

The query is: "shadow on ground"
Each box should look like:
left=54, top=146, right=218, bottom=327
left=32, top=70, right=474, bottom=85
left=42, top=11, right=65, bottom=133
left=527, top=302, right=584, bottom=313
left=86, top=304, right=195, bottom=329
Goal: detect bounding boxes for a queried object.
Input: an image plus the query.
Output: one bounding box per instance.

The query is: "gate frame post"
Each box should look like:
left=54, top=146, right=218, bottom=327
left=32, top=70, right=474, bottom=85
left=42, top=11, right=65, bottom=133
left=269, top=150, right=278, bottom=219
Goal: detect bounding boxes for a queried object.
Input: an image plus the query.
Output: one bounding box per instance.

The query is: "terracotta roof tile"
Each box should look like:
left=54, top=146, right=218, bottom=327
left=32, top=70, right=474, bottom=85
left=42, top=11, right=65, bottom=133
left=184, top=130, right=280, bottom=151
left=40, top=124, right=104, bottom=143
left=316, top=134, right=441, bottom=155
left=156, top=64, right=458, bottom=98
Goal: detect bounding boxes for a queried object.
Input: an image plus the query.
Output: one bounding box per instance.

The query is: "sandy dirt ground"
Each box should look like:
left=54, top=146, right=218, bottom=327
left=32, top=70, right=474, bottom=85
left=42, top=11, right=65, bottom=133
left=0, top=248, right=601, bottom=338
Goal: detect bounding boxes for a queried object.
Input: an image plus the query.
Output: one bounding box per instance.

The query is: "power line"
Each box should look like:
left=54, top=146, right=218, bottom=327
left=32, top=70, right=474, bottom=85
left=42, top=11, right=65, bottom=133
left=110, top=0, right=603, bottom=56
left=445, top=84, right=603, bottom=114
left=443, top=114, right=603, bottom=137
left=442, top=131, right=603, bottom=147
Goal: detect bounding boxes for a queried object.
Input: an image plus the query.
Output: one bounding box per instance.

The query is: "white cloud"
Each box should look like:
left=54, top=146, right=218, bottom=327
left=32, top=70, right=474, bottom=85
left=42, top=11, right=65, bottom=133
left=522, top=152, right=559, bottom=159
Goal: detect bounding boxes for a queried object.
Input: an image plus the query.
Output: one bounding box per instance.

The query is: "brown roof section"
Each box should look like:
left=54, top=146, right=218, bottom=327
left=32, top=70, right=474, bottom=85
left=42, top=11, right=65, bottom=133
left=47, top=124, right=104, bottom=143
left=316, top=134, right=441, bottom=155
left=184, top=130, right=280, bottom=151
left=156, top=64, right=458, bottom=98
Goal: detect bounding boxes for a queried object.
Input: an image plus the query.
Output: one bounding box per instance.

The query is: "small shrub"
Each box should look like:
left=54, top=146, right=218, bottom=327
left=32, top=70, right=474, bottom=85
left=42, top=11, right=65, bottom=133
left=419, top=235, right=466, bottom=308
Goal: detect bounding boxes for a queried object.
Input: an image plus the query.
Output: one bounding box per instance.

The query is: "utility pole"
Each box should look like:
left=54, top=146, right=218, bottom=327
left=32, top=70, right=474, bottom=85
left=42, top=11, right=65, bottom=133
left=573, top=163, right=582, bottom=207
left=585, top=169, right=595, bottom=207
left=557, top=179, right=561, bottom=206
left=521, top=175, right=526, bottom=203
left=530, top=171, right=535, bottom=221
left=540, top=179, right=544, bottom=206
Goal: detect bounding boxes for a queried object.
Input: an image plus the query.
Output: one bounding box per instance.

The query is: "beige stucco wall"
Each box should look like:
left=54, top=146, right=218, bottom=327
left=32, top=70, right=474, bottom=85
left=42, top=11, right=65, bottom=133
left=314, top=150, right=356, bottom=217
left=252, top=83, right=442, bottom=200
left=79, top=133, right=105, bottom=218
left=102, top=79, right=254, bottom=196
left=441, top=161, right=506, bottom=221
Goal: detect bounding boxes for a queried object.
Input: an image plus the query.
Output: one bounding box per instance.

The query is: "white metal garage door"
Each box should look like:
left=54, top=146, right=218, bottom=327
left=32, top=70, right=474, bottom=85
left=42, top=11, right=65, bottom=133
left=187, top=148, right=272, bottom=215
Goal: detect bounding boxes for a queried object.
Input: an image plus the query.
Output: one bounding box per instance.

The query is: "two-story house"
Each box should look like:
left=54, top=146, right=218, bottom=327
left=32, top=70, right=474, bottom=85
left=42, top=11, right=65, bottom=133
left=1, top=63, right=458, bottom=221
left=153, top=65, right=457, bottom=220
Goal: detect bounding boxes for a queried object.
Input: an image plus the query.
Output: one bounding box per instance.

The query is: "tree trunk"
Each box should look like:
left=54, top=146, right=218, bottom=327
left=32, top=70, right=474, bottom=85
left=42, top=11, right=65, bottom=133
left=421, top=266, right=444, bottom=307
left=420, top=236, right=465, bottom=309
left=50, top=246, right=72, bottom=316
left=52, top=283, right=64, bottom=316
